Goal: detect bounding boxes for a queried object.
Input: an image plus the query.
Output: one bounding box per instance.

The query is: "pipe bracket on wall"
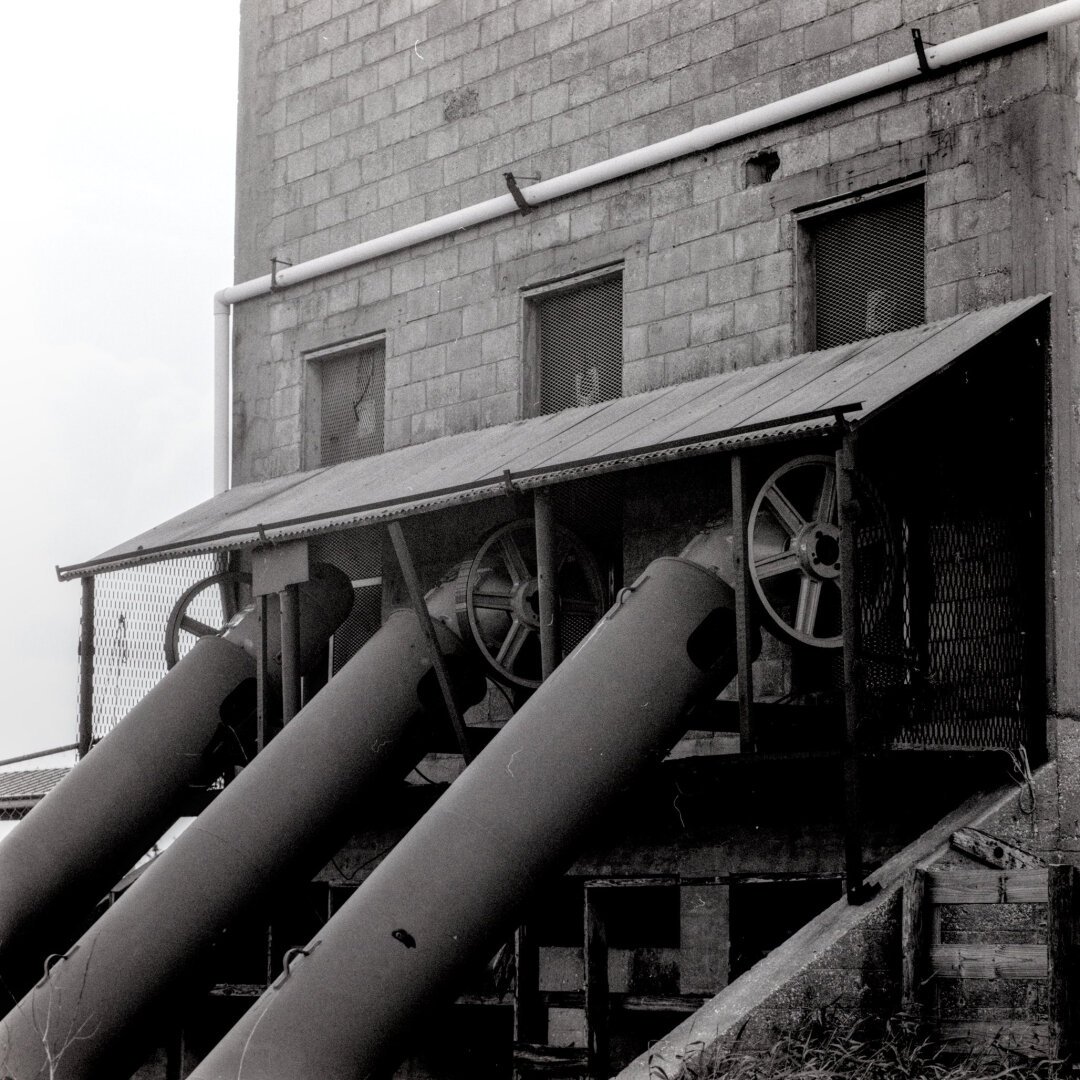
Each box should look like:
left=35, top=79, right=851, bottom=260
left=911, top=28, right=934, bottom=75
left=504, top=173, right=538, bottom=214
left=270, top=257, right=292, bottom=292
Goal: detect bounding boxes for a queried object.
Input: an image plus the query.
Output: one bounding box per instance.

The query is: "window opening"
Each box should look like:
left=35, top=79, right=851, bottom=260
left=317, top=339, right=385, bottom=466
left=801, top=184, right=925, bottom=350
left=525, top=270, right=623, bottom=416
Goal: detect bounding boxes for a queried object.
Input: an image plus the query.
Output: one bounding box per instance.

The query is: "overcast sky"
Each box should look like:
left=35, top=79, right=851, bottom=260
left=0, top=3, right=241, bottom=765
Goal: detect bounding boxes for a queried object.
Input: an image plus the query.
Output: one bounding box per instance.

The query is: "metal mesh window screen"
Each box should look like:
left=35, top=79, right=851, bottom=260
left=309, top=527, right=383, bottom=674
left=319, top=341, right=385, bottom=466
left=534, top=273, right=622, bottom=415
left=809, top=186, right=925, bottom=349
left=84, top=555, right=226, bottom=740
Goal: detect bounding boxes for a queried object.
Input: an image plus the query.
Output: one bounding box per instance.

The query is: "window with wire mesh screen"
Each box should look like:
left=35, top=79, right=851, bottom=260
left=316, top=339, right=385, bottom=466
left=799, top=183, right=925, bottom=350
left=524, top=269, right=623, bottom=416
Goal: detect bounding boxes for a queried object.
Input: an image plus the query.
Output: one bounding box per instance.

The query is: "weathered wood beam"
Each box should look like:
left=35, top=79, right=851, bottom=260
left=901, top=867, right=928, bottom=1010
left=929, top=943, right=1047, bottom=980
left=928, top=868, right=1049, bottom=905
left=1048, top=863, right=1079, bottom=1061
left=950, top=827, right=1045, bottom=870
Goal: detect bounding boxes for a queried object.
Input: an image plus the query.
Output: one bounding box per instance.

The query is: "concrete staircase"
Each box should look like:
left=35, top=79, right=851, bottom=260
left=613, top=764, right=1062, bottom=1079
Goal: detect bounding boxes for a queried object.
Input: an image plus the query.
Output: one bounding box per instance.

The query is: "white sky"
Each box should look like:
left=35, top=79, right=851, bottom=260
left=0, top=3, right=241, bottom=765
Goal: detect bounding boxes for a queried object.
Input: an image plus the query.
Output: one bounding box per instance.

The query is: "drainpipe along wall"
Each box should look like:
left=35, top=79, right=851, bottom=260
left=211, top=0, right=1080, bottom=494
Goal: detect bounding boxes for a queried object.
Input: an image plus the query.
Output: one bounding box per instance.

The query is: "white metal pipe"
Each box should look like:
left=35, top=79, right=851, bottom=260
left=213, top=298, right=231, bottom=493
left=212, top=0, right=1080, bottom=490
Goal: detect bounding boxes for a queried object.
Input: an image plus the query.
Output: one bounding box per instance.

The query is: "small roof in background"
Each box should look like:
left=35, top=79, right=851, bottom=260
left=57, top=294, right=1047, bottom=580
left=0, top=768, right=69, bottom=805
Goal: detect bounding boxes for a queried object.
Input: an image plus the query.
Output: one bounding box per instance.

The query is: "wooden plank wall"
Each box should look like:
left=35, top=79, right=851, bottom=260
left=902, top=865, right=1080, bottom=1060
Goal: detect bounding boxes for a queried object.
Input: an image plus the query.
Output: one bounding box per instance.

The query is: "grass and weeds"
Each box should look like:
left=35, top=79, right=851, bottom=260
left=660, top=1012, right=1069, bottom=1080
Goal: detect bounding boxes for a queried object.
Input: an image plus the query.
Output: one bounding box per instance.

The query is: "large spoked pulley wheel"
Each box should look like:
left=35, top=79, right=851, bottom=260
left=748, top=454, right=893, bottom=649
left=455, top=519, right=606, bottom=688
left=164, top=571, right=252, bottom=669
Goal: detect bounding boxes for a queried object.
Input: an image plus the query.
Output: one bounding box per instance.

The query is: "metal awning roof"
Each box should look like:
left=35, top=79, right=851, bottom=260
left=58, top=294, right=1047, bottom=580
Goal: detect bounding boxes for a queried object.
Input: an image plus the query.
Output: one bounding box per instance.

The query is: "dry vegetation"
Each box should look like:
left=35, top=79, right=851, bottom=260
left=662, top=1013, right=1068, bottom=1080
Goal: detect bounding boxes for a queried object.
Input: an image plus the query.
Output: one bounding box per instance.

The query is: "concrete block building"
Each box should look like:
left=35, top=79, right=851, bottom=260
left=11, top=1, right=1080, bottom=1078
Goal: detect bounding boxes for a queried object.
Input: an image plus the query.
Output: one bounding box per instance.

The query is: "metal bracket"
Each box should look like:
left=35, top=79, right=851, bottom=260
left=273, top=941, right=320, bottom=988
left=502, top=469, right=518, bottom=496
left=504, top=172, right=539, bottom=214
left=36, top=944, right=80, bottom=988
left=270, top=256, right=292, bottom=291
left=911, top=29, right=933, bottom=75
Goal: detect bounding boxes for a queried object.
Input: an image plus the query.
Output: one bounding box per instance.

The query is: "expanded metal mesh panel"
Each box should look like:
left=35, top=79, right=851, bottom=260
left=309, top=527, right=383, bottom=675
left=85, top=555, right=226, bottom=740
left=319, top=341, right=385, bottom=466
left=853, top=486, right=909, bottom=733
left=811, top=186, right=925, bottom=349
left=536, top=274, right=622, bottom=415
left=890, top=515, right=1028, bottom=749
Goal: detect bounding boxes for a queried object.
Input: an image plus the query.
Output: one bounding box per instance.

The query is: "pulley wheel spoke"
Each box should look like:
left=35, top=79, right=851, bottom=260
left=762, top=482, right=806, bottom=537
left=753, top=549, right=801, bottom=580
left=816, top=467, right=838, bottom=525
left=794, top=577, right=823, bottom=637
left=179, top=615, right=219, bottom=639
left=499, top=535, right=531, bottom=586
left=472, top=591, right=515, bottom=611
left=495, top=619, right=532, bottom=668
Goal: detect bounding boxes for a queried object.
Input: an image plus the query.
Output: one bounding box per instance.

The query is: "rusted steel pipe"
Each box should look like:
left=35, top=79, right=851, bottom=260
left=189, top=556, right=747, bottom=1080
left=0, top=564, right=353, bottom=1006
left=0, top=587, right=484, bottom=1080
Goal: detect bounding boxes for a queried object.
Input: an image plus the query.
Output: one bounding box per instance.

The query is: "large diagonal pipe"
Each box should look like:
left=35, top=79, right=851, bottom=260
left=0, top=564, right=353, bottom=1006
left=188, top=551, right=752, bottom=1079
left=0, top=582, right=485, bottom=1080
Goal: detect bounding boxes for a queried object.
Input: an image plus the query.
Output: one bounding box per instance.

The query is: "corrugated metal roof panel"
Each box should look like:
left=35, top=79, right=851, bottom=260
left=0, top=768, right=70, bottom=803
left=58, top=295, right=1047, bottom=580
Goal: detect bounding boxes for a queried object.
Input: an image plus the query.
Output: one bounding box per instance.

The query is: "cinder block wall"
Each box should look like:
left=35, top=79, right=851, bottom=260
left=230, top=1, right=1080, bottom=706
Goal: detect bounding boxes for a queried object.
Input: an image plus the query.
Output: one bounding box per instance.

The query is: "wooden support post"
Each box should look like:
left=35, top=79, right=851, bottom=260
left=584, top=887, right=609, bottom=1079
left=534, top=488, right=558, bottom=682
left=256, top=594, right=269, bottom=753
left=280, top=583, right=301, bottom=724
left=388, top=521, right=473, bottom=763
left=513, top=922, right=544, bottom=1059
left=730, top=453, right=756, bottom=755
left=1048, top=863, right=1079, bottom=1061
left=836, top=433, right=869, bottom=903
left=77, top=575, right=95, bottom=758
left=901, top=867, right=929, bottom=1011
